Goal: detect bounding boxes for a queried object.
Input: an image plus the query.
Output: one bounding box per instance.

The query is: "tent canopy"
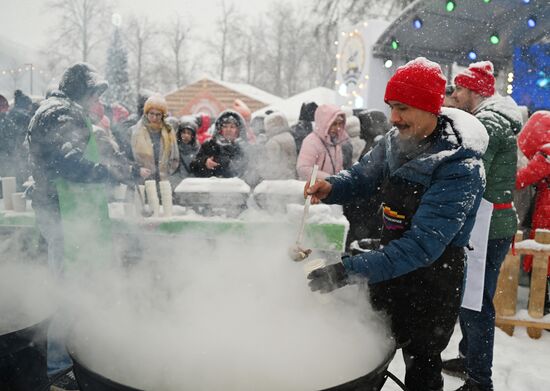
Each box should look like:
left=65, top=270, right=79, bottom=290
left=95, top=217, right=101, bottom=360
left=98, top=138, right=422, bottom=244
left=373, top=0, right=549, bottom=71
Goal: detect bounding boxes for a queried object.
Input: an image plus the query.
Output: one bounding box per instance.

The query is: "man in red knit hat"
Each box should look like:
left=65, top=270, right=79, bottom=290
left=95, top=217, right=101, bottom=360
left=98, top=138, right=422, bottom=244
left=305, top=57, right=488, bottom=391
left=444, top=61, right=523, bottom=391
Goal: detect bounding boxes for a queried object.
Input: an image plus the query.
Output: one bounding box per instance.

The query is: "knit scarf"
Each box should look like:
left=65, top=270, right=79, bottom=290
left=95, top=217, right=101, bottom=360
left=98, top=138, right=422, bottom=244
left=132, top=117, right=179, bottom=180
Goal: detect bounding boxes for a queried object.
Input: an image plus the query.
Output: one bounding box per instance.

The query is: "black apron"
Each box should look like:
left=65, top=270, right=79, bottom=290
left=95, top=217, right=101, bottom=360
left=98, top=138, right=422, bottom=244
left=369, top=176, right=465, bottom=352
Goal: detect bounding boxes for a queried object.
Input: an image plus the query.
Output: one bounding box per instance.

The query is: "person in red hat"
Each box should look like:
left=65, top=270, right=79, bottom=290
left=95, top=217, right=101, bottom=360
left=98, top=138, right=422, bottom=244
left=444, top=61, right=523, bottom=391
left=304, top=57, right=489, bottom=391
left=515, top=111, right=550, bottom=306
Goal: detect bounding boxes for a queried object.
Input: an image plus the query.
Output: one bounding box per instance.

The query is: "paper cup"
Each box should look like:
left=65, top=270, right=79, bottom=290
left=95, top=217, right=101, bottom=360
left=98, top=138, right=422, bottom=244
left=161, top=192, right=173, bottom=217
left=114, top=184, right=127, bottom=200
left=11, top=192, right=26, bottom=212
left=1, top=177, right=16, bottom=210
left=138, top=185, right=146, bottom=200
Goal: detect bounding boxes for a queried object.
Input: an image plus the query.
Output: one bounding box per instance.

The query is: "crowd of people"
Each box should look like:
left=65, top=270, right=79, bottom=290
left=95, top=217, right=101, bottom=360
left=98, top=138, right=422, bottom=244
left=0, top=77, right=393, bottom=202
left=0, top=59, right=549, bottom=391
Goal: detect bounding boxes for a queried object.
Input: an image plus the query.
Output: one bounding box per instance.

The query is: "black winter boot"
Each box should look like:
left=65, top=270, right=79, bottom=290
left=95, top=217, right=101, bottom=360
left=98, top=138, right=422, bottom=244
left=454, top=379, right=492, bottom=391
left=442, top=357, right=467, bottom=380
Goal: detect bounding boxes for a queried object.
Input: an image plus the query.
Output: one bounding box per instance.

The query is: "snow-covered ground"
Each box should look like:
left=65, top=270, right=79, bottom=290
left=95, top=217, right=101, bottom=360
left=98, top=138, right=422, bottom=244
left=385, top=288, right=550, bottom=391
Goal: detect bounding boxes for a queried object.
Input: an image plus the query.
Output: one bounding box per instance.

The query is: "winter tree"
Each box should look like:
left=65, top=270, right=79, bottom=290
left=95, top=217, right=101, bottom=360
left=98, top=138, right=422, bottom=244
left=242, top=18, right=268, bottom=86
left=125, top=16, right=158, bottom=97
left=209, top=0, right=241, bottom=81
left=165, top=15, right=192, bottom=89
left=103, top=27, right=132, bottom=108
left=47, top=0, right=112, bottom=64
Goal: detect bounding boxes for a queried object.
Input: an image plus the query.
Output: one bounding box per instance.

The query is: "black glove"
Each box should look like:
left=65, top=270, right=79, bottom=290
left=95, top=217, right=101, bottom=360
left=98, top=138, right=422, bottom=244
left=307, top=262, right=348, bottom=293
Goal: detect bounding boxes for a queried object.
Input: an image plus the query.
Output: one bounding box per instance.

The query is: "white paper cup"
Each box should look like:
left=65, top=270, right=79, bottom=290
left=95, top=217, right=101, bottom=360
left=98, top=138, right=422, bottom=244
left=160, top=191, right=173, bottom=217
left=114, top=184, right=127, bottom=200
left=138, top=185, right=146, bottom=199
left=145, top=182, right=160, bottom=217
left=1, top=177, right=16, bottom=210
left=145, top=182, right=158, bottom=202
left=11, top=192, right=26, bottom=212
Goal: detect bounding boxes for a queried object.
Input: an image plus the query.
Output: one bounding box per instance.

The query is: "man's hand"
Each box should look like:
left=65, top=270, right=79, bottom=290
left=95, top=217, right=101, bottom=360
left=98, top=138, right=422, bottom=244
left=304, top=179, right=332, bottom=204
left=206, top=157, right=219, bottom=170
left=307, top=262, right=348, bottom=293
left=139, top=167, right=152, bottom=178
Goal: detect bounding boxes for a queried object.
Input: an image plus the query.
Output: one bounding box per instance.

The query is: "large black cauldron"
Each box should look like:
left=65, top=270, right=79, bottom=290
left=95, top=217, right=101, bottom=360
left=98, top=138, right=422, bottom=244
left=71, top=345, right=407, bottom=391
left=0, top=318, right=49, bottom=390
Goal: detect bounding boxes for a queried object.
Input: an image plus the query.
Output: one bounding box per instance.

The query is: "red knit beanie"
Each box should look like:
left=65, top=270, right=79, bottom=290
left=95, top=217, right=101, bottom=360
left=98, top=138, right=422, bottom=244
left=384, top=57, right=446, bottom=115
left=454, top=61, right=495, bottom=97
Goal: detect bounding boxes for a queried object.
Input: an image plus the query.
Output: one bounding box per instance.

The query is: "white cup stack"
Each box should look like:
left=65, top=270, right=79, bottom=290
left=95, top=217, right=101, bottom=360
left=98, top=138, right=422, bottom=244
left=158, top=180, right=173, bottom=217
left=1, top=177, right=17, bottom=210
left=144, top=180, right=160, bottom=217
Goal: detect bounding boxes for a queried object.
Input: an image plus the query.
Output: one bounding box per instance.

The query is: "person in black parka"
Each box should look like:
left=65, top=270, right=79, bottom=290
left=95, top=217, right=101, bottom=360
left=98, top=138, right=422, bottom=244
left=190, top=110, right=249, bottom=179
left=344, top=110, right=392, bottom=250
left=291, top=101, right=318, bottom=155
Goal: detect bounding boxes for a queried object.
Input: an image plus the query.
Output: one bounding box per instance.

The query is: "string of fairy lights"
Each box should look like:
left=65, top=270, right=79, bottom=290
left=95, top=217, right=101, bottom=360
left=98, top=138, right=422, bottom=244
left=0, top=65, right=46, bottom=77
left=334, top=0, right=539, bottom=100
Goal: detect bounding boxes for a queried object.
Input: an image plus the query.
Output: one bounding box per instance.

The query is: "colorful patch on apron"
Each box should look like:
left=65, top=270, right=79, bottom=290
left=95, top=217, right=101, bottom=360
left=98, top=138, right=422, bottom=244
left=383, top=205, right=406, bottom=230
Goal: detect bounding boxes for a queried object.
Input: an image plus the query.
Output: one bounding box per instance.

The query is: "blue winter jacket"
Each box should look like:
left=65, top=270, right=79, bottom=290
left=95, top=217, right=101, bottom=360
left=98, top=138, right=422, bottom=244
left=324, top=108, right=489, bottom=284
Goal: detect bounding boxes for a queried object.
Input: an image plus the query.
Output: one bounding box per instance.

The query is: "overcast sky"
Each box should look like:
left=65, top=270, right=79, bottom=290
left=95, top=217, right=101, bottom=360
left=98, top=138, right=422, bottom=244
left=0, top=0, right=270, bottom=50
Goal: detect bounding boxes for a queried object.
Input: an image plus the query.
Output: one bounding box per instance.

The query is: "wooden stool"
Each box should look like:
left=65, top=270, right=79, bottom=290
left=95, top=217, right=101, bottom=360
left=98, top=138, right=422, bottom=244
left=495, top=230, right=550, bottom=339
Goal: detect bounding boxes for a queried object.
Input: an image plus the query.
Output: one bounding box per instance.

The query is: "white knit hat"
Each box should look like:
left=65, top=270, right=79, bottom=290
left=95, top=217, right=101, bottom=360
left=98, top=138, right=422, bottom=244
left=264, top=112, right=290, bottom=136
left=345, top=116, right=360, bottom=138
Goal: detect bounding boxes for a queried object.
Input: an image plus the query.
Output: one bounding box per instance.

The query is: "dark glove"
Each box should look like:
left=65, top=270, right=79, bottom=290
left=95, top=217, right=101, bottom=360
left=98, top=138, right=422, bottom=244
left=307, top=262, right=348, bottom=293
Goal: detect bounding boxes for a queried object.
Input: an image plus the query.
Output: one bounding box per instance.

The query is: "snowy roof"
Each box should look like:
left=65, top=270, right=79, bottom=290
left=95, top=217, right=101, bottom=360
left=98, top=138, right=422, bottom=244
left=373, top=0, right=550, bottom=70
left=212, top=79, right=283, bottom=105
left=252, top=87, right=337, bottom=123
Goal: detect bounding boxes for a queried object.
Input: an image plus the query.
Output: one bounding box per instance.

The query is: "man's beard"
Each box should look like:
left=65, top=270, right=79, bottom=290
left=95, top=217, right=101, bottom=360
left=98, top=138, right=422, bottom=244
left=397, top=136, right=422, bottom=156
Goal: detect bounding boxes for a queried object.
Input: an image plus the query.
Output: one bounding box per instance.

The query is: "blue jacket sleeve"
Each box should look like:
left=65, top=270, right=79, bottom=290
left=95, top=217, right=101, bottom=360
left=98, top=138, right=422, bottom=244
left=324, top=139, right=386, bottom=205
left=342, top=157, right=483, bottom=284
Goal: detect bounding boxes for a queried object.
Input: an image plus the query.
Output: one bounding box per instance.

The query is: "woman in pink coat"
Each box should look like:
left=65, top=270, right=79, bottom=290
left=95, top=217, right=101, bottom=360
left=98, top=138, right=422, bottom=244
left=296, top=104, right=349, bottom=180
left=516, top=110, right=550, bottom=276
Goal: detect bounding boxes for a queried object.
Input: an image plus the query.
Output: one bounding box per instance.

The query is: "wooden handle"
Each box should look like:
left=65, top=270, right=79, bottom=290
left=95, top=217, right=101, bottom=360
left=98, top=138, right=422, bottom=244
left=296, top=165, right=319, bottom=246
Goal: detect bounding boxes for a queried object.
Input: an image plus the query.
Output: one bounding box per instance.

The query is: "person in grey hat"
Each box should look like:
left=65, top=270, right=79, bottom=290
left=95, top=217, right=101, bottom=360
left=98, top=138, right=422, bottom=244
left=258, top=111, right=297, bottom=180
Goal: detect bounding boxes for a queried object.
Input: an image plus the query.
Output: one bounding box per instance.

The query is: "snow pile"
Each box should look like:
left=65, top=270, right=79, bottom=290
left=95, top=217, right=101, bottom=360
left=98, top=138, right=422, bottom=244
left=385, top=323, right=550, bottom=391
left=515, top=239, right=550, bottom=252
left=253, top=179, right=305, bottom=195
left=253, top=180, right=306, bottom=212
left=175, top=177, right=250, bottom=193
left=287, top=203, right=348, bottom=226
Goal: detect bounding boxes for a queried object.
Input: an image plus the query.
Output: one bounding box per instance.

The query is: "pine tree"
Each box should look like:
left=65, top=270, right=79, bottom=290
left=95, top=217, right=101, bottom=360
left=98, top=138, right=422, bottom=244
left=103, top=27, right=132, bottom=109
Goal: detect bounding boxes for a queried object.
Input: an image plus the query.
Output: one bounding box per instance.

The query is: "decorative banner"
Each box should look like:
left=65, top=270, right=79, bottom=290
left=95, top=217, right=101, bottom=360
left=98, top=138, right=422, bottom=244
left=338, top=32, right=366, bottom=89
